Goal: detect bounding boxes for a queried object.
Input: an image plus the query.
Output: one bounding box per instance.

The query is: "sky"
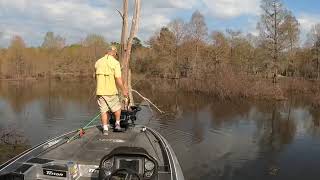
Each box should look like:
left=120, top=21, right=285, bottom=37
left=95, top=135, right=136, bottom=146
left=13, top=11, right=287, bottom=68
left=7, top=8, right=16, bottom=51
left=0, top=0, right=320, bottom=47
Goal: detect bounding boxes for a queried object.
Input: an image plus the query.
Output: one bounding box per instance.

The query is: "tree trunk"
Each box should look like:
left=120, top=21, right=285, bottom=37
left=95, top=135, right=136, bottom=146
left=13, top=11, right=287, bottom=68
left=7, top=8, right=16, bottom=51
left=317, top=58, right=319, bottom=80
left=317, top=48, right=320, bottom=80
left=193, top=43, right=199, bottom=78
left=175, top=45, right=179, bottom=79
left=273, top=3, right=279, bottom=83
left=119, top=0, right=141, bottom=106
left=128, top=70, right=134, bottom=106
left=120, top=0, right=128, bottom=66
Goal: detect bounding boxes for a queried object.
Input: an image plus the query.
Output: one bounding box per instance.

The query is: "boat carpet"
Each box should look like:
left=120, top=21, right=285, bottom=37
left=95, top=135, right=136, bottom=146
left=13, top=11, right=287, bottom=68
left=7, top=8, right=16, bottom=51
left=39, top=127, right=164, bottom=165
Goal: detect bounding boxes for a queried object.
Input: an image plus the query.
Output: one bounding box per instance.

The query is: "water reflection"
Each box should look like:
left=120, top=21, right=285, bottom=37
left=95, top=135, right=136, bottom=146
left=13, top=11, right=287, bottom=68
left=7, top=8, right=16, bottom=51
left=0, top=80, right=98, bottom=146
left=1, top=79, right=320, bottom=179
left=134, top=80, right=320, bottom=180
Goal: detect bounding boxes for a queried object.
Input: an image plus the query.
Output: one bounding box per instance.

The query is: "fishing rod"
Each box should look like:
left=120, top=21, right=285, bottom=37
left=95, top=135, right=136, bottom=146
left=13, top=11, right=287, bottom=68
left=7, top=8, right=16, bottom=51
left=67, top=113, right=100, bottom=143
left=67, top=78, right=99, bottom=143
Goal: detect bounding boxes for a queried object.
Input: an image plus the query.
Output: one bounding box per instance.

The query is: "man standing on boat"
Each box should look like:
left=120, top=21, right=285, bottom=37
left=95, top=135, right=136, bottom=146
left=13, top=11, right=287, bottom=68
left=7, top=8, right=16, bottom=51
left=95, top=45, right=128, bottom=135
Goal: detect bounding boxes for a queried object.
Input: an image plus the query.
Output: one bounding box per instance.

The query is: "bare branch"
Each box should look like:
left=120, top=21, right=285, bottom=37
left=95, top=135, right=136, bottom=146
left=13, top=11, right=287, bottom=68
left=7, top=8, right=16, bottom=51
left=123, top=0, right=141, bottom=89
left=132, top=89, right=165, bottom=114
left=116, top=9, right=124, bottom=20
left=127, top=0, right=141, bottom=46
left=120, top=0, right=129, bottom=65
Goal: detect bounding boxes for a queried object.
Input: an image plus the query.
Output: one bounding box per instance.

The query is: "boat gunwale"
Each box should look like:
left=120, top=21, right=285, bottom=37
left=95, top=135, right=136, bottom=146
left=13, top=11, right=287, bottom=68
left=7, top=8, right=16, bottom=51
left=146, top=127, right=185, bottom=180
left=0, top=125, right=92, bottom=172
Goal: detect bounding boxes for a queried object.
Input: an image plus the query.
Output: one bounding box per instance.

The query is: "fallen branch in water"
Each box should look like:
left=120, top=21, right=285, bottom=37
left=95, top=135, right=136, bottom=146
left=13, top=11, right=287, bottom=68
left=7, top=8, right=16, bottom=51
left=131, top=89, right=164, bottom=114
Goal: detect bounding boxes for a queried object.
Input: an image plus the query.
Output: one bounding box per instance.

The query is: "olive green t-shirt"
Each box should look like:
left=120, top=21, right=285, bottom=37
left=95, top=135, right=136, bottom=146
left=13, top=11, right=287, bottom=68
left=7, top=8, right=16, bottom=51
left=95, top=55, right=121, bottom=96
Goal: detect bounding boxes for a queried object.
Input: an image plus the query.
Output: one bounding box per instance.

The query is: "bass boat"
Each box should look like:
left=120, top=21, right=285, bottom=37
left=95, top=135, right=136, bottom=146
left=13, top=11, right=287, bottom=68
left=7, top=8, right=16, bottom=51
left=0, top=105, right=184, bottom=180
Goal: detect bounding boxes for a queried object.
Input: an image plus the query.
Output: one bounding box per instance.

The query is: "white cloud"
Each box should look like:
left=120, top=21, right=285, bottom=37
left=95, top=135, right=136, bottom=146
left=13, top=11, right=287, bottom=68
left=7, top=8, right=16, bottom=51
left=142, top=0, right=198, bottom=9
left=0, top=0, right=118, bottom=46
left=0, top=0, right=265, bottom=47
left=298, top=13, right=320, bottom=33
left=139, top=14, right=171, bottom=34
left=0, top=0, right=195, bottom=47
left=167, top=0, right=198, bottom=9
left=296, top=13, right=320, bottom=43
left=203, top=0, right=260, bottom=19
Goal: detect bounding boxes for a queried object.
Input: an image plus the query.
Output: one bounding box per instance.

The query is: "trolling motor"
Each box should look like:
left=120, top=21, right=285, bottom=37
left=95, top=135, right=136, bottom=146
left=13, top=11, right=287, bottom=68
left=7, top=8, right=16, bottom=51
left=109, top=105, right=141, bottom=131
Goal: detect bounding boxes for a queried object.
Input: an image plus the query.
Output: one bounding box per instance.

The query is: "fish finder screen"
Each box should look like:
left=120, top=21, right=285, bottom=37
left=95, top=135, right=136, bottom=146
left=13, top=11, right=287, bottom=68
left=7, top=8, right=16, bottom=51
left=119, top=159, right=139, bottom=172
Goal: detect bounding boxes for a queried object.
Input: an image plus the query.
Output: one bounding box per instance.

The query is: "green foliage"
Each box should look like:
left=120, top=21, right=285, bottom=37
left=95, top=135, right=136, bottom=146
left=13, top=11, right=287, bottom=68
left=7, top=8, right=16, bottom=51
left=132, top=37, right=143, bottom=51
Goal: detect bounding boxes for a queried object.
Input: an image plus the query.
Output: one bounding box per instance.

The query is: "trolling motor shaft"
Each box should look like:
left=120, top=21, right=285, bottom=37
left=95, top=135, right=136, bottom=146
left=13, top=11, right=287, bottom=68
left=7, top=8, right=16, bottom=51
left=124, top=96, right=130, bottom=111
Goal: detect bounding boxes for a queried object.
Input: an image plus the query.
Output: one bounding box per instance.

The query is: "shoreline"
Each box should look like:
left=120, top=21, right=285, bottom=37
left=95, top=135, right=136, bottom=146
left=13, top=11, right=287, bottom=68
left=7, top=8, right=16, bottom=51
left=1, top=74, right=319, bottom=108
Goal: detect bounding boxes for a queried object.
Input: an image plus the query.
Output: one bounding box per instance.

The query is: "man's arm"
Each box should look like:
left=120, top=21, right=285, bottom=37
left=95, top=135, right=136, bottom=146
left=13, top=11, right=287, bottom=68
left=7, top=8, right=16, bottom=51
left=114, top=62, right=128, bottom=97
left=115, top=77, right=128, bottom=97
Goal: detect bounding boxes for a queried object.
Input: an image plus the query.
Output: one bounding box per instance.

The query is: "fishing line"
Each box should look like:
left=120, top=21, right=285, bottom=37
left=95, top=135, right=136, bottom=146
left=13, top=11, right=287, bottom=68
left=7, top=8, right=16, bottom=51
left=87, top=79, right=97, bottom=103
left=131, top=89, right=164, bottom=126
left=131, top=89, right=164, bottom=113
left=67, top=112, right=100, bottom=143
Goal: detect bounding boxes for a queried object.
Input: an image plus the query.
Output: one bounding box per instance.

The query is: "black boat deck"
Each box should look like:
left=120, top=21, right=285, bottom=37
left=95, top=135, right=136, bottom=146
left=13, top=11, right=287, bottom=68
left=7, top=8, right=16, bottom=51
left=39, top=126, right=165, bottom=166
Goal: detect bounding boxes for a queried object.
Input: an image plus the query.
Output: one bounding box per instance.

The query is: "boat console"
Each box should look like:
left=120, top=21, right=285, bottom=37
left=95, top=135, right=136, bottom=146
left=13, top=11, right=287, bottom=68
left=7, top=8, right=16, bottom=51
left=99, top=147, right=158, bottom=180
left=0, top=147, right=158, bottom=180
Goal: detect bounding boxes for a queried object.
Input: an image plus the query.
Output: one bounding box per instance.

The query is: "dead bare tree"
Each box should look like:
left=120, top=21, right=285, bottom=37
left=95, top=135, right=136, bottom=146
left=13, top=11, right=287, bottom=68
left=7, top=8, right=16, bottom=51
left=168, top=18, right=186, bottom=78
left=307, top=24, right=320, bottom=79
left=188, top=10, right=208, bottom=78
left=118, top=0, right=141, bottom=105
left=8, top=36, right=26, bottom=79
left=258, top=0, right=291, bottom=83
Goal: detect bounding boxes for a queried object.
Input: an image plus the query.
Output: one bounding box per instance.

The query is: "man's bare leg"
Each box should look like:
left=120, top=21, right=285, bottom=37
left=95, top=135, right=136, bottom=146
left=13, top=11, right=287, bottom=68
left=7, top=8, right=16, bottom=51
left=114, top=109, right=121, bottom=125
left=101, top=112, right=109, bottom=131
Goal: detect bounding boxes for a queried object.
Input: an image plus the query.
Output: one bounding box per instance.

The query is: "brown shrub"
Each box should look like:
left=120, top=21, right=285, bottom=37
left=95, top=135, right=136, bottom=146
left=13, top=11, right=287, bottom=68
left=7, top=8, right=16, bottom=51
left=179, top=65, right=286, bottom=101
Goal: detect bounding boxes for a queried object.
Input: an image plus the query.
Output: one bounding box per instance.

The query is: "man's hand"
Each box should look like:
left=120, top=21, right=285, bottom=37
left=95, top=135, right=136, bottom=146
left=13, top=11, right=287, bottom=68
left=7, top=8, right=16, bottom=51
left=123, top=88, right=129, bottom=97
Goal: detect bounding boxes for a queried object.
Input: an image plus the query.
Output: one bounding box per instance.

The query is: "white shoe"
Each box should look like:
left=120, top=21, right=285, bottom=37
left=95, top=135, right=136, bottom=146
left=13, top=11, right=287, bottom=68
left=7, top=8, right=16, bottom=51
left=103, top=129, right=108, bottom=136
left=114, top=123, right=121, bottom=131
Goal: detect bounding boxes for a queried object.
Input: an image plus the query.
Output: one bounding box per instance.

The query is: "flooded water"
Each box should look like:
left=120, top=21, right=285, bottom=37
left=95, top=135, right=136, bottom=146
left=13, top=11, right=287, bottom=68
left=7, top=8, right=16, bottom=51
left=1, top=79, right=320, bottom=180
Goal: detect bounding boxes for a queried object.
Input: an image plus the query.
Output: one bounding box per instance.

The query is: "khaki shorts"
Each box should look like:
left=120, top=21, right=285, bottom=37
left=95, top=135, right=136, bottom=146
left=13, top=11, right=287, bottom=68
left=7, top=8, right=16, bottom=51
left=97, top=95, right=121, bottom=113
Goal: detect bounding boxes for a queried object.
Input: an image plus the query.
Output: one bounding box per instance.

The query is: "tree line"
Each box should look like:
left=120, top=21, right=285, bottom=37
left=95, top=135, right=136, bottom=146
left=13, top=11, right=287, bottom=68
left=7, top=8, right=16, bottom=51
left=0, top=32, right=110, bottom=79
left=1, top=0, right=320, bottom=82
left=133, top=0, right=320, bottom=81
